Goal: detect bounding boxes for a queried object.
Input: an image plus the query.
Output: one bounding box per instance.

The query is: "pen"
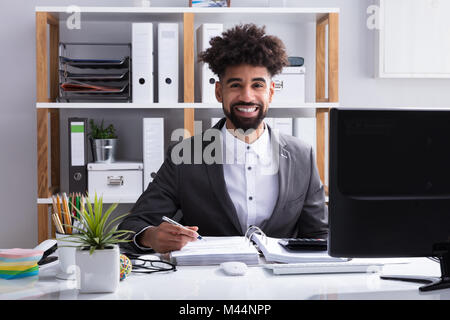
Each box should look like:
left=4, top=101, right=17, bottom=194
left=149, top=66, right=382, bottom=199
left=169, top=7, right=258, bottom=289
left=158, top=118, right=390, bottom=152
left=162, top=216, right=203, bottom=240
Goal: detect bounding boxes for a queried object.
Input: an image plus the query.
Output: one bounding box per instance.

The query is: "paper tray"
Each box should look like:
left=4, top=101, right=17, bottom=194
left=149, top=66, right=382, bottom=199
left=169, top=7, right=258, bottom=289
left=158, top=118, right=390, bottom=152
left=59, top=70, right=129, bottom=81
left=60, top=56, right=129, bottom=69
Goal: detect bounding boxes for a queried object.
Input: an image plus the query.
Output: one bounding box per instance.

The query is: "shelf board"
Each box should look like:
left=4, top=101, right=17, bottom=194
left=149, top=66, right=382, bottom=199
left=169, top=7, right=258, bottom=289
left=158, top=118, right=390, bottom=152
left=36, top=102, right=338, bottom=109
left=35, top=6, right=339, bottom=23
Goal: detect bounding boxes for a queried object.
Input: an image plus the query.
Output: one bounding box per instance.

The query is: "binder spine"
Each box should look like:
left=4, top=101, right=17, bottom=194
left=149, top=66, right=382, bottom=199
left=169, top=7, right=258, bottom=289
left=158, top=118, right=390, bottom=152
left=68, top=118, right=88, bottom=194
left=132, top=23, right=154, bottom=103
left=158, top=23, right=179, bottom=103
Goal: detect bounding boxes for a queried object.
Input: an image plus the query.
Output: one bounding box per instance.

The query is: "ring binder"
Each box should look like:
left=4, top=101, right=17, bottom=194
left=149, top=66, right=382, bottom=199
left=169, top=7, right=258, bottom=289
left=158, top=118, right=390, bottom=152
left=244, top=225, right=267, bottom=246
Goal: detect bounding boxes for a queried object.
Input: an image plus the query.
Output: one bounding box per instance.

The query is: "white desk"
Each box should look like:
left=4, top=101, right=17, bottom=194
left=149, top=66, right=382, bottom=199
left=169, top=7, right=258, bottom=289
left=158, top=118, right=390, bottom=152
left=0, top=257, right=449, bottom=300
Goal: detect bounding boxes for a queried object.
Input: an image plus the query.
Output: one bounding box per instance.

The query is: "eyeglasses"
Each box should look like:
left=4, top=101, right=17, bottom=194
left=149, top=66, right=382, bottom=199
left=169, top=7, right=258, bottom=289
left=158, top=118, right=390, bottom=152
left=128, top=256, right=177, bottom=274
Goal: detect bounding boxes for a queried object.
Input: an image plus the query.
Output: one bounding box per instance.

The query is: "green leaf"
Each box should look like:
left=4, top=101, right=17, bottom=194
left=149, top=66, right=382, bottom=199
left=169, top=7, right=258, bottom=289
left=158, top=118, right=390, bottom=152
left=64, top=193, right=133, bottom=250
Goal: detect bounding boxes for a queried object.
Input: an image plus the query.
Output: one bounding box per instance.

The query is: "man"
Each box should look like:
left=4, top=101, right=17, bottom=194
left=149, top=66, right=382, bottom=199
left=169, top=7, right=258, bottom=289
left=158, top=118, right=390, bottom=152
left=119, top=24, right=328, bottom=254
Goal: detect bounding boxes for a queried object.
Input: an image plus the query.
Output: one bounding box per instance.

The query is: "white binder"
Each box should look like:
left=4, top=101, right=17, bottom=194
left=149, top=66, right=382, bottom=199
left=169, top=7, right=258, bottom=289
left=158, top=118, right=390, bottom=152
left=196, top=23, right=223, bottom=103
left=143, top=118, right=164, bottom=189
left=132, top=23, right=154, bottom=104
left=293, top=117, right=317, bottom=154
left=265, top=118, right=293, bottom=136
left=158, top=23, right=179, bottom=103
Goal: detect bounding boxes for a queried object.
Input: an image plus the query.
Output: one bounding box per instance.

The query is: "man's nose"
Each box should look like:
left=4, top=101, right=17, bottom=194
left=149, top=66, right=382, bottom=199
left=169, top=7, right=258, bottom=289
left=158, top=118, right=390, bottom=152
left=239, top=85, right=254, bottom=101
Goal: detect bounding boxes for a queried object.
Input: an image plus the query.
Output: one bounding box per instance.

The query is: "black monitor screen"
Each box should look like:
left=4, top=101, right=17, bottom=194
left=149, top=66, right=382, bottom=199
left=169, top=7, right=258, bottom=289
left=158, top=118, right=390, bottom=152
left=329, top=108, right=450, bottom=258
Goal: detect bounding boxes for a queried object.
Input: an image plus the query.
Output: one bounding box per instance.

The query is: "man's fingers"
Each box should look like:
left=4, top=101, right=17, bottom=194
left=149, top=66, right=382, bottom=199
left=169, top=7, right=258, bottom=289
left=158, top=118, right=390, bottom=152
left=161, top=222, right=199, bottom=239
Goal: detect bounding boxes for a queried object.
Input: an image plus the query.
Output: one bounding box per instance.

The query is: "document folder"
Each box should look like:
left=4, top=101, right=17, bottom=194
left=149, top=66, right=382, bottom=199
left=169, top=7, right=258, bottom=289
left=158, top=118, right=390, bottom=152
left=157, top=23, right=179, bottom=103
left=68, top=118, right=88, bottom=194
left=143, top=118, right=164, bottom=189
left=132, top=23, right=154, bottom=103
left=196, top=23, right=223, bottom=103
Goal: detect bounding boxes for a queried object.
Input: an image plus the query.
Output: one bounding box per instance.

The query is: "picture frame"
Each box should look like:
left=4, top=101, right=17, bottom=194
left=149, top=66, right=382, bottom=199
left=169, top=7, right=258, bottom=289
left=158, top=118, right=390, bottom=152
left=189, top=0, right=231, bottom=7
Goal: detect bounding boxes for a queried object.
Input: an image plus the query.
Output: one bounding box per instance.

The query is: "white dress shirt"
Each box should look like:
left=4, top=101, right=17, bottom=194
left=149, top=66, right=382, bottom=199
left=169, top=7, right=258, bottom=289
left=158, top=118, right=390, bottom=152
left=221, top=122, right=279, bottom=233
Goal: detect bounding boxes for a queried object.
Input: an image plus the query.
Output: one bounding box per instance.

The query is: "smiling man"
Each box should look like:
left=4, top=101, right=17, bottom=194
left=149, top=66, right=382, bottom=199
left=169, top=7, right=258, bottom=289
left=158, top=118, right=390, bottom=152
left=119, top=24, right=328, bottom=254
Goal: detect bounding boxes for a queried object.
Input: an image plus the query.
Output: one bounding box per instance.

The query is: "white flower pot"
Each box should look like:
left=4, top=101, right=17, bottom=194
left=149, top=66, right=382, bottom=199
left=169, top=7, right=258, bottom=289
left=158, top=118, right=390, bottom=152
left=75, top=245, right=120, bottom=293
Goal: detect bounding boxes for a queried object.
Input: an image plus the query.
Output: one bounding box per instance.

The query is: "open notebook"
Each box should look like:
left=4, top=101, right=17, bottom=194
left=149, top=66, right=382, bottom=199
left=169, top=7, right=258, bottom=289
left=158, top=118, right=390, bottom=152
left=169, top=231, right=347, bottom=266
left=170, top=237, right=259, bottom=266
left=251, top=234, right=347, bottom=264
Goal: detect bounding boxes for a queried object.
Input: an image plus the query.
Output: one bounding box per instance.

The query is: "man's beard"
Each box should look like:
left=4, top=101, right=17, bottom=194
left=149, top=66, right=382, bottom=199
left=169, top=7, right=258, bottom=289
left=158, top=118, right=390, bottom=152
left=223, top=101, right=267, bottom=133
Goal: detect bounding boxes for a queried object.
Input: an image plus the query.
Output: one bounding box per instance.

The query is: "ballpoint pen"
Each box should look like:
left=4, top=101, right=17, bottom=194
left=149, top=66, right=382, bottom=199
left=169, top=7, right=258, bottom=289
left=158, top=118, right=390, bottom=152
left=162, top=216, right=203, bottom=240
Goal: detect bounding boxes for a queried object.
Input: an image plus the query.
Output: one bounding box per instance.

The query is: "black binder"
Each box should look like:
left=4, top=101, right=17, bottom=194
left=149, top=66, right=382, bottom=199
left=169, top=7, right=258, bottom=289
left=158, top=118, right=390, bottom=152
left=68, top=118, right=88, bottom=193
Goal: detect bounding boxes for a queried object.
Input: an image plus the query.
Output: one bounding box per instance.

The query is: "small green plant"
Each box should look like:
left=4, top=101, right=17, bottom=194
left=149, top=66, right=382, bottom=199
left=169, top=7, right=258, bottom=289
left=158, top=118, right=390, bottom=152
left=68, top=194, right=133, bottom=255
left=89, top=119, right=118, bottom=139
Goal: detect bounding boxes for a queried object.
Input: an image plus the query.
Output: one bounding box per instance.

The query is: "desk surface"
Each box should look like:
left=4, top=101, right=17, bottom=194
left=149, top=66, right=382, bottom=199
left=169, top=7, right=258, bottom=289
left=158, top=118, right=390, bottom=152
left=1, top=257, right=449, bottom=300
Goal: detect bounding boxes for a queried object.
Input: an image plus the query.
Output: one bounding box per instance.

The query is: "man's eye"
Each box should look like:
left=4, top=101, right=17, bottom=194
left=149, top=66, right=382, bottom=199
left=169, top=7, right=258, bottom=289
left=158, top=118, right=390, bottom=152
left=253, top=83, right=264, bottom=88
left=230, top=83, right=240, bottom=88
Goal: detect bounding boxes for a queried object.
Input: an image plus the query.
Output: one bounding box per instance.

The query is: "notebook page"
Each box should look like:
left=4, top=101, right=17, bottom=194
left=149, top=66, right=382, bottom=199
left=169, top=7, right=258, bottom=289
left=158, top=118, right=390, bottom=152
left=252, top=234, right=347, bottom=263
left=170, top=236, right=259, bottom=265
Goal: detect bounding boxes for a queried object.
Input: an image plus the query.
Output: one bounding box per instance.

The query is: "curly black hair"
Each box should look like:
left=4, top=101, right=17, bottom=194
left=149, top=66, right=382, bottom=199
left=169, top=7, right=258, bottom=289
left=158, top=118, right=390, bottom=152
left=198, top=23, right=288, bottom=79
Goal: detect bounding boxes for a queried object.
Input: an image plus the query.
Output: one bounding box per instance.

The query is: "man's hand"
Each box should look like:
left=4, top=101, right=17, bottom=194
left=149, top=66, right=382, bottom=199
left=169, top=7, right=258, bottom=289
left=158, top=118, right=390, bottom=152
left=137, top=222, right=199, bottom=253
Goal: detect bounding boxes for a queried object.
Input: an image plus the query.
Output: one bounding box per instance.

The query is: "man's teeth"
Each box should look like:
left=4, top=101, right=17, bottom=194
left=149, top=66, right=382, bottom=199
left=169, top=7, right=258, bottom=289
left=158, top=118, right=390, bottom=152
left=237, top=107, right=257, bottom=113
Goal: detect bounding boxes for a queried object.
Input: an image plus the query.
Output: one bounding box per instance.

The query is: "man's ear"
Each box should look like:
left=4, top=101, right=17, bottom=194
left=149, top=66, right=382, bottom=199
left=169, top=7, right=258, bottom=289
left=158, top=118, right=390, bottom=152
left=215, top=81, right=223, bottom=103
left=268, top=80, right=275, bottom=103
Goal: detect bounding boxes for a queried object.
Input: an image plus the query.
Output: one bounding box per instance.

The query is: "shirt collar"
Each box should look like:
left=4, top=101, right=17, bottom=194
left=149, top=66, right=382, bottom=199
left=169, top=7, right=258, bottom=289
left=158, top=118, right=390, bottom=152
left=221, top=121, right=272, bottom=163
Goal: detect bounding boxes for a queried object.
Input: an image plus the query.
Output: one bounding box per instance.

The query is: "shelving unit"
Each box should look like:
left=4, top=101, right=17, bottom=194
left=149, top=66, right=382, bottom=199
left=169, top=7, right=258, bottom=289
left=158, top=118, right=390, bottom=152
left=35, top=6, right=339, bottom=242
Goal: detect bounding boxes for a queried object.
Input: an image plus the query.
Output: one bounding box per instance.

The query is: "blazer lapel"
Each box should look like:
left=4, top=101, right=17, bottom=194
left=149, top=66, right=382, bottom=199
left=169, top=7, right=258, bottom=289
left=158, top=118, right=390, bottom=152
left=261, top=130, right=292, bottom=232
left=204, top=118, right=243, bottom=234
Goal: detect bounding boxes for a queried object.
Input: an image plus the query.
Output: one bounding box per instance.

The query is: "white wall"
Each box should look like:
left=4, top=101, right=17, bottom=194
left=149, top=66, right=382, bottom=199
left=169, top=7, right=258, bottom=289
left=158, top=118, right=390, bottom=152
left=1, top=0, right=450, bottom=248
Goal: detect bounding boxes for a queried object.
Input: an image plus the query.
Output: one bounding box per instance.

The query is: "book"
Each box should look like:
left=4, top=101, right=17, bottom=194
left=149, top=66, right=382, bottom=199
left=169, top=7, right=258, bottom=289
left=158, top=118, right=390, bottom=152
left=169, top=229, right=347, bottom=266
left=170, top=236, right=260, bottom=266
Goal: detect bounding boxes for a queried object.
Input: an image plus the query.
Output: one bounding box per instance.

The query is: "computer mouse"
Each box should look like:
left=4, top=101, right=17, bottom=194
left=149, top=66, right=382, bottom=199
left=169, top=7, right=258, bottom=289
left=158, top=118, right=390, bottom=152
left=220, top=261, right=248, bottom=276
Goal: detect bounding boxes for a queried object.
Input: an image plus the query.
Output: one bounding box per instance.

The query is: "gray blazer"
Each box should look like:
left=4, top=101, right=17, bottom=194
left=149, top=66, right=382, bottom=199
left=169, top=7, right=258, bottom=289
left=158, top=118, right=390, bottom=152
left=119, top=118, right=328, bottom=253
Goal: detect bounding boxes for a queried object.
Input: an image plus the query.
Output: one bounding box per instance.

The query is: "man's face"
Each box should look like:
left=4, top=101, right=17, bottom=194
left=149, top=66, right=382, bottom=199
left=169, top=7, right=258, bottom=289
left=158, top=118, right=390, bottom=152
left=215, top=64, right=274, bottom=132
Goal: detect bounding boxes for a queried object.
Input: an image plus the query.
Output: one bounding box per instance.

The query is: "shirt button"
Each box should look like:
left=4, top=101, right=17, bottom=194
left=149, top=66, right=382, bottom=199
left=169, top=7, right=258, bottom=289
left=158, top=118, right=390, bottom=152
left=249, top=196, right=253, bottom=201
left=247, top=146, right=250, bottom=150
left=248, top=166, right=252, bottom=170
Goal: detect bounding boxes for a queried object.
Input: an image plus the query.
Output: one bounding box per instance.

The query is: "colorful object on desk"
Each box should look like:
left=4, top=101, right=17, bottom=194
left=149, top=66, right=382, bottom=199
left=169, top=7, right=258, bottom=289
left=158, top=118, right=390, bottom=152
left=51, top=192, right=86, bottom=235
left=119, top=254, right=132, bottom=281
left=0, top=249, right=43, bottom=280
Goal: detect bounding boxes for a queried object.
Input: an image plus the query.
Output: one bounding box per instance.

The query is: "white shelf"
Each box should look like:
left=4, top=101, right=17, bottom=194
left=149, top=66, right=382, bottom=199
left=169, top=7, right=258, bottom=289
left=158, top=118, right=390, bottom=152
left=36, top=6, right=338, bottom=24
left=36, top=102, right=338, bottom=109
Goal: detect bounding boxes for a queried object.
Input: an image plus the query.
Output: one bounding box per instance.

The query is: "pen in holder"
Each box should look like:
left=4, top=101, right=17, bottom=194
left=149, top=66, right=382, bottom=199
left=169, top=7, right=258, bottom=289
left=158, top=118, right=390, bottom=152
left=55, top=232, right=78, bottom=280
left=51, top=192, right=86, bottom=280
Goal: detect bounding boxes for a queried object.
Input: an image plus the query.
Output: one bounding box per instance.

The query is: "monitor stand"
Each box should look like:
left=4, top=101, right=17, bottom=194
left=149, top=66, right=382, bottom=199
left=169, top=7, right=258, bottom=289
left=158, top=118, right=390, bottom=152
left=380, top=246, right=450, bottom=292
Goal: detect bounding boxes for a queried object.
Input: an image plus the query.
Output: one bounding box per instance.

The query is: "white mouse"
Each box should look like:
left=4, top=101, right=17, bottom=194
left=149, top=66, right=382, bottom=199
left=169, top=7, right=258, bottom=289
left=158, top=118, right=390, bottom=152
left=220, top=261, right=248, bottom=276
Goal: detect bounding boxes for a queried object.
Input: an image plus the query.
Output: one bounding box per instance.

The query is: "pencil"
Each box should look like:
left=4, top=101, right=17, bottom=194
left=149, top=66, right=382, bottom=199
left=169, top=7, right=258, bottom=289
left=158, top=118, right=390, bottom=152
left=52, top=213, right=65, bottom=234
left=62, top=193, right=72, bottom=234
left=75, top=193, right=80, bottom=218
left=56, top=195, right=64, bottom=228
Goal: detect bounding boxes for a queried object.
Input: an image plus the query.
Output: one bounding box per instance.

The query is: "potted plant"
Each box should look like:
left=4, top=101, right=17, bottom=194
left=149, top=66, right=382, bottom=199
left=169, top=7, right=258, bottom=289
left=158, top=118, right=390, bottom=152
left=69, top=194, right=133, bottom=293
left=89, top=119, right=118, bottom=163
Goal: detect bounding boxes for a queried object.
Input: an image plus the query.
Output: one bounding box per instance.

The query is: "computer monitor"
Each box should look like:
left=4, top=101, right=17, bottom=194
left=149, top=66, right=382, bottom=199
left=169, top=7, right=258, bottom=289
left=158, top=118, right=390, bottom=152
left=329, top=107, right=450, bottom=292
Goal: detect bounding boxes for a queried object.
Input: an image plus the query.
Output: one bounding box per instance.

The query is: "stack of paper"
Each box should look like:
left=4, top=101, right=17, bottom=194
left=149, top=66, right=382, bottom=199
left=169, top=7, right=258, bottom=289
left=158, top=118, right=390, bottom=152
left=0, top=249, right=44, bottom=279
left=170, top=237, right=259, bottom=266
left=252, top=234, right=347, bottom=264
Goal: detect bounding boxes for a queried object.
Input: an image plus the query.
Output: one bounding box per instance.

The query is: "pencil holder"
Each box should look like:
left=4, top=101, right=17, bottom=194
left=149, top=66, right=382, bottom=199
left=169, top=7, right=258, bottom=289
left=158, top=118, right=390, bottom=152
left=55, top=233, right=78, bottom=280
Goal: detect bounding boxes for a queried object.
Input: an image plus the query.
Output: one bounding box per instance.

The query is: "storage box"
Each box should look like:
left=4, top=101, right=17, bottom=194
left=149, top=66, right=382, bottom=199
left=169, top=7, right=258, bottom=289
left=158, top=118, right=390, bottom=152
left=271, top=66, right=305, bottom=104
left=87, top=162, right=143, bottom=199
